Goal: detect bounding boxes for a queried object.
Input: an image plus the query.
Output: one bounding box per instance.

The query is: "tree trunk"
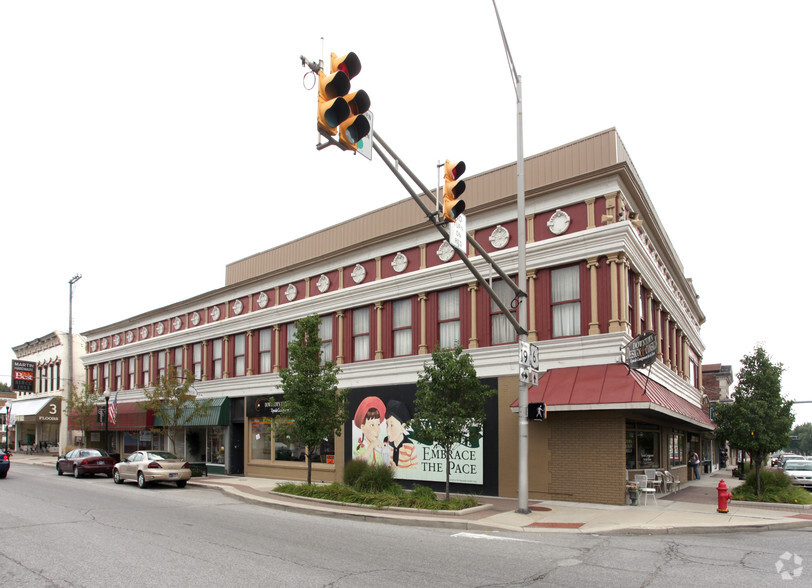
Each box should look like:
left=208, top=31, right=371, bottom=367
left=754, top=452, right=763, bottom=496
left=445, top=446, right=451, bottom=502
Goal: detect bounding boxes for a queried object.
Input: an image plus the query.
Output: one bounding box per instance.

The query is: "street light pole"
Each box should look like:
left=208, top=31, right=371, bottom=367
left=492, top=0, right=530, bottom=514
left=67, top=274, right=82, bottom=393
left=104, top=390, right=110, bottom=454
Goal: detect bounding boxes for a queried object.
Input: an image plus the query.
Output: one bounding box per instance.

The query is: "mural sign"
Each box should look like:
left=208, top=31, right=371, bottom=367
left=350, top=394, right=484, bottom=485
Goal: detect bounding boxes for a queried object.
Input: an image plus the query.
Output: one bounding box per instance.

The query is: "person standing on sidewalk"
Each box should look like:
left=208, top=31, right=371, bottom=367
left=688, top=450, right=701, bottom=480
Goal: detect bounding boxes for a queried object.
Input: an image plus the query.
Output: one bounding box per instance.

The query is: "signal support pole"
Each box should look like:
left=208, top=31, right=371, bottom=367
left=492, top=0, right=530, bottom=514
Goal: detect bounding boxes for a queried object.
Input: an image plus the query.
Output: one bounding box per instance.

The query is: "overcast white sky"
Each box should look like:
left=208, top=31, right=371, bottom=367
left=2, top=1, right=810, bottom=426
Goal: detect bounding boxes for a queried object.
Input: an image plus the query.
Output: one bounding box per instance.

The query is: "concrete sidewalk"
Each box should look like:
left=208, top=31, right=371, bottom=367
left=12, top=453, right=812, bottom=535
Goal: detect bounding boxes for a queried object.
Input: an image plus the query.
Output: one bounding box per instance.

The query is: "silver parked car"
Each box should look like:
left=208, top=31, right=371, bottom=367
left=113, top=451, right=192, bottom=488
left=781, top=460, right=812, bottom=489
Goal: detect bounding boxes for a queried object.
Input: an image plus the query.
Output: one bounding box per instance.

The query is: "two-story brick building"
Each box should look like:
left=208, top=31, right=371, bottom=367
left=79, top=129, right=714, bottom=504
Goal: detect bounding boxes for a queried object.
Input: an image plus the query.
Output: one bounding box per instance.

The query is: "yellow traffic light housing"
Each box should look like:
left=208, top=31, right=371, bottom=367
left=338, top=89, right=371, bottom=150
left=442, top=159, right=466, bottom=222
left=317, top=69, right=351, bottom=135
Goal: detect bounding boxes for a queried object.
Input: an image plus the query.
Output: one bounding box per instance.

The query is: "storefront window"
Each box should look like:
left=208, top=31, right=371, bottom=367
left=207, top=426, right=226, bottom=464
left=123, top=431, right=164, bottom=455
left=625, top=421, right=660, bottom=469
left=668, top=432, right=685, bottom=467
left=248, top=417, right=334, bottom=464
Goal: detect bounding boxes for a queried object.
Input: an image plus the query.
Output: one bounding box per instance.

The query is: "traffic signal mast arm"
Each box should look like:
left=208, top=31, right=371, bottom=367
left=372, top=131, right=527, bottom=337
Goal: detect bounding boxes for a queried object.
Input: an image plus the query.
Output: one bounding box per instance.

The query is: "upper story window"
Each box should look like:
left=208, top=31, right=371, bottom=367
left=491, top=280, right=518, bottom=345
left=173, top=347, right=183, bottom=379
left=211, top=338, right=223, bottom=379
left=258, top=328, right=272, bottom=374
left=392, top=299, right=412, bottom=356
left=114, top=360, right=122, bottom=391
left=552, top=265, right=580, bottom=338
left=233, top=333, right=246, bottom=377
left=102, top=363, right=109, bottom=393
left=319, top=316, right=333, bottom=364
left=127, top=357, right=135, bottom=390
left=438, top=289, right=460, bottom=349
left=353, top=307, right=370, bottom=361
left=141, top=353, right=151, bottom=388
left=192, top=343, right=202, bottom=381
left=157, top=351, right=166, bottom=381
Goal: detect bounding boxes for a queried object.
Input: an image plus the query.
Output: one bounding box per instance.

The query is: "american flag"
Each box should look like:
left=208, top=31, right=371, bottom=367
left=108, top=391, right=118, bottom=425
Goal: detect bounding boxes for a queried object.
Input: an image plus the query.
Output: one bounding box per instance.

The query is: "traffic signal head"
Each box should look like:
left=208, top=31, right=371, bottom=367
left=317, top=69, right=351, bottom=135
left=331, top=52, right=362, bottom=80
left=338, top=89, right=371, bottom=150
left=442, top=159, right=466, bottom=222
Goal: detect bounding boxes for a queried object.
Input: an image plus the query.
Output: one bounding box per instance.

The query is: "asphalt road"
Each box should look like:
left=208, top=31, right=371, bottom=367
left=1, top=463, right=809, bottom=587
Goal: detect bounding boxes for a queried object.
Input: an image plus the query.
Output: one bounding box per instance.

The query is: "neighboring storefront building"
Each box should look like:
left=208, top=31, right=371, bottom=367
left=80, top=129, right=713, bottom=504
left=10, top=331, right=87, bottom=453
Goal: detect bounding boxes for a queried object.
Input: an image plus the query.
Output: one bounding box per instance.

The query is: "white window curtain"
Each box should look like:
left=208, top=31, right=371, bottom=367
left=320, top=315, right=333, bottom=363
left=234, top=334, right=246, bottom=376
left=193, top=344, right=202, bottom=380
left=491, top=280, right=516, bottom=345
left=552, top=265, right=580, bottom=337
left=211, top=339, right=223, bottom=379
left=174, top=348, right=183, bottom=378
left=127, top=357, right=135, bottom=390
left=259, top=328, right=272, bottom=373
left=393, top=299, right=412, bottom=356
left=353, top=308, right=370, bottom=360
left=439, top=290, right=460, bottom=348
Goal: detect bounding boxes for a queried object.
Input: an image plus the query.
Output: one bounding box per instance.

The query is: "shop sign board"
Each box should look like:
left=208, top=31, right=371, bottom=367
left=11, top=360, right=36, bottom=392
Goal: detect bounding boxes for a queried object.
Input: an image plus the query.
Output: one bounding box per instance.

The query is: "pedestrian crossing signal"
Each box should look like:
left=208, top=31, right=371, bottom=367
left=528, top=402, right=546, bottom=421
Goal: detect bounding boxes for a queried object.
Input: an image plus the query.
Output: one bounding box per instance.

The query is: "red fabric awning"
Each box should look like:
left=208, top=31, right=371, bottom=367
left=511, top=364, right=715, bottom=430
left=69, top=402, right=154, bottom=432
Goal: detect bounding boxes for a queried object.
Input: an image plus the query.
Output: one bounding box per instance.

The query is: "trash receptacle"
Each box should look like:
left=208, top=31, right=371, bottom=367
left=703, top=460, right=711, bottom=474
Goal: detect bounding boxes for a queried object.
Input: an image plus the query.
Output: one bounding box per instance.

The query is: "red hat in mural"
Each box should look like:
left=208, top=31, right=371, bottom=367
left=353, top=396, right=386, bottom=428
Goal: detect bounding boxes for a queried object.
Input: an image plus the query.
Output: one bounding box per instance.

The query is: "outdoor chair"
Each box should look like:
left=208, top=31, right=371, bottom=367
left=635, top=474, right=657, bottom=505
left=664, top=470, right=680, bottom=493
left=644, top=469, right=663, bottom=493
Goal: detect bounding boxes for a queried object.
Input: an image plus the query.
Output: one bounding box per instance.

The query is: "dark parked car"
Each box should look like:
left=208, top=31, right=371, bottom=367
left=57, top=448, right=116, bottom=478
left=0, top=450, right=9, bottom=479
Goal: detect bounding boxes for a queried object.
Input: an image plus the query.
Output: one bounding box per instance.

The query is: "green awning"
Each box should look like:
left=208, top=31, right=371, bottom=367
left=153, top=397, right=230, bottom=427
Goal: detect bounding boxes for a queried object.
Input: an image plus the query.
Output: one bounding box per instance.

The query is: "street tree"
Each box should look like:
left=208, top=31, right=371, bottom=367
left=140, top=367, right=213, bottom=455
left=64, top=382, right=101, bottom=448
left=411, top=345, right=496, bottom=501
left=713, top=346, right=793, bottom=495
left=278, top=314, right=349, bottom=485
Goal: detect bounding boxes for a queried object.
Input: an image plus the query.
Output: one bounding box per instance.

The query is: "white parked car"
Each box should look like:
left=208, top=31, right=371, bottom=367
left=781, top=460, right=812, bottom=489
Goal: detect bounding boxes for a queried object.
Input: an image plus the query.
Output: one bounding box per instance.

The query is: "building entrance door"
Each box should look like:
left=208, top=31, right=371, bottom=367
left=229, top=423, right=244, bottom=475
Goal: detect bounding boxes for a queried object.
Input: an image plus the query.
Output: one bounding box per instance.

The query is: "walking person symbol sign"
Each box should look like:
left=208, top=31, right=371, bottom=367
left=528, top=402, right=546, bottom=422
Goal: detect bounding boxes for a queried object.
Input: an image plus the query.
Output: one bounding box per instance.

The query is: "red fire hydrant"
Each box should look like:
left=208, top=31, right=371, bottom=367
left=717, top=480, right=733, bottom=513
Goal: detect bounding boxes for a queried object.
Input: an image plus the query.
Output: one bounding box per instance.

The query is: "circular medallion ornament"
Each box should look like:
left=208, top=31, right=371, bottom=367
left=437, top=241, right=455, bottom=262
left=547, top=209, right=571, bottom=235
left=210, top=306, right=221, bottom=321
left=351, top=264, right=366, bottom=284
left=257, top=292, right=269, bottom=308
left=285, top=284, right=297, bottom=301
left=232, top=300, right=243, bottom=315
left=101, top=338, right=108, bottom=350
left=172, top=317, right=182, bottom=330
left=317, top=274, right=330, bottom=293
left=489, top=225, right=510, bottom=249
left=391, top=252, right=408, bottom=273
left=191, top=312, right=201, bottom=326
left=155, top=322, right=165, bottom=335
left=113, top=334, right=121, bottom=346
left=126, top=331, right=134, bottom=343
left=140, top=326, right=148, bottom=339
left=90, top=341, right=97, bottom=352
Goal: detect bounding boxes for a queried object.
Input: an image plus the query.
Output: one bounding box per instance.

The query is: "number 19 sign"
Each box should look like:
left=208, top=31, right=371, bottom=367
left=518, top=341, right=540, bottom=385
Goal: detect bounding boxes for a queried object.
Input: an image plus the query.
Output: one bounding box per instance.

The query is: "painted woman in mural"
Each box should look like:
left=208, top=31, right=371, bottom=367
left=352, top=396, right=386, bottom=465
left=384, top=399, right=418, bottom=470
